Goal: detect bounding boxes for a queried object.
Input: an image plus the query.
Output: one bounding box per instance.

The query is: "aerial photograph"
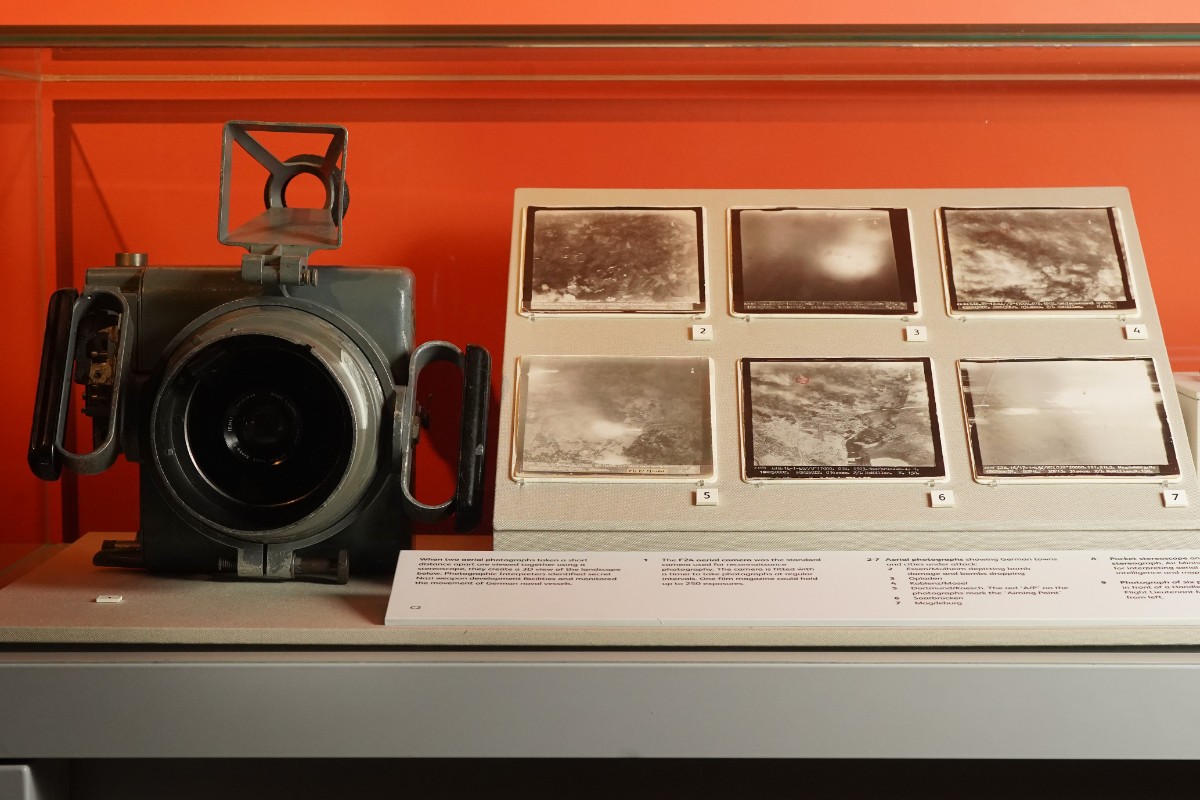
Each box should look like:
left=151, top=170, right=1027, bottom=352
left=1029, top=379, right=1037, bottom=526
left=742, top=358, right=943, bottom=479
left=515, top=355, right=713, bottom=478
left=959, top=358, right=1177, bottom=478
left=942, top=207, right=1134, bottom=312
left=731, top=207, right=916, bottom=314
left=522, top=207, right=705, bottom=312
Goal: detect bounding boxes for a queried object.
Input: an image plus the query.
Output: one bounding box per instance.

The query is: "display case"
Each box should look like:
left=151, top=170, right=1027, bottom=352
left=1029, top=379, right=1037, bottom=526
left=7, top=21, right=1200, bottom=771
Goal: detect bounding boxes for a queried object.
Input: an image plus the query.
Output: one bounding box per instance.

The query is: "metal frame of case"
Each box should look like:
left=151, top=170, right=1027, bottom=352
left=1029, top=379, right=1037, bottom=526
left=7, top=25, right=1200, bottom=773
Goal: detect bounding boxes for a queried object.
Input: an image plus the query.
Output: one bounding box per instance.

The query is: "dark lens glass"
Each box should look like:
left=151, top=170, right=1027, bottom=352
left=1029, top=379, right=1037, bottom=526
left=180, top=336, right=352, bottom=515
left=223, top=390, right=302, bottom=465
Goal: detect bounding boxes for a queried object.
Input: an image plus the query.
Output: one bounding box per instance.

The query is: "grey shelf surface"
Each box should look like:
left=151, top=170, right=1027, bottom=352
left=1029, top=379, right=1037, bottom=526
left=4, top=538, right=1200, bottom=758
left=5, top=648, right=1200, bottom=758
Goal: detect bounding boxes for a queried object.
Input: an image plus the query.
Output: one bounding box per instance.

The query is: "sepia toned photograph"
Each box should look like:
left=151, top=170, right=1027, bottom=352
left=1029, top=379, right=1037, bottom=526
left=520, top=206, right=705, bottom=313
left=514, top=355, right=714, bottom=479
left=740, top=358, right=944, bottom=480
left=959, top=358, right=1178, bottom=480
left=730, top=207, right=917, bottom=315
left=941, top=207, right=1136, bottom=312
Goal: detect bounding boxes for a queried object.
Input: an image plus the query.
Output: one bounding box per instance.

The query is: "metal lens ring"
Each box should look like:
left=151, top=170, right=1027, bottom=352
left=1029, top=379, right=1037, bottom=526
left=150, top=306, right=382, bottom=545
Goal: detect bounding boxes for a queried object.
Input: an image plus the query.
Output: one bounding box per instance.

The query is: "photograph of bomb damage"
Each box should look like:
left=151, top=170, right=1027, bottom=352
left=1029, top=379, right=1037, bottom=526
left=730, top=207, right=917, bottom=314
left=741, top=358, right=944, bottom=480
left=959, top=358, right=1177, bottom=479
left=521, top=207, right=705, bottom=313
left=941, top=207, right=1135, bottom=312
left=514, top=356, right=713, bottom=479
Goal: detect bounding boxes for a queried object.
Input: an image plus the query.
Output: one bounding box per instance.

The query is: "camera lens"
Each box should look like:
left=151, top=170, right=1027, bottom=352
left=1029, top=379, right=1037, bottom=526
left=224, top=390, right=302, bottom=465
left=181, top=337, right=350, bottom=513
left=152, top=306, right=384, bottom=542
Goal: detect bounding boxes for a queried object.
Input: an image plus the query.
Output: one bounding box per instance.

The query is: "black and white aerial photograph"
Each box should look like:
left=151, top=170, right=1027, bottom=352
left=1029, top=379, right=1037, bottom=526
left=520, top=206, right=705, bottom=313
left=730, top=207, right=918, bottom=314
left=959, top=358, right=1178, bottom=480
left=740, top=358, right=944, bottom=480
left=514, top=355, right=714, bottom=479
left=941, top=207, right=1136, bottom=312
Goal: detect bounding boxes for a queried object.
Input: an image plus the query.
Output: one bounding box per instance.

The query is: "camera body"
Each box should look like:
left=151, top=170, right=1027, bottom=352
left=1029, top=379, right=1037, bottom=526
left=106, top=265, right=416, bottom=580
left=29, top=122, right=489, bottom=582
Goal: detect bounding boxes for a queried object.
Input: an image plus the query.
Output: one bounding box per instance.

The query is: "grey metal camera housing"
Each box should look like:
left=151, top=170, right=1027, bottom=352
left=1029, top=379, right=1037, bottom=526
left=101, top=265, right=418, bottom=579
left=30, top=123, right=490, bottom=582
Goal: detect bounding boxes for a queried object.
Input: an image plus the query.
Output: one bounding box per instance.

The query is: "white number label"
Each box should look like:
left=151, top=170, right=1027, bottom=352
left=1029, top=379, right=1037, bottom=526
left=1124, top=324, right=1148, bottom=340
left=95, top=595, right=124, bottom=604
left=1163, top=489, right=1189, bottom=508
left=904, top=326, right=928, bottom=342
left=690, top=324, right=713, bottom=341
left=694, top=488, right=719, bottom=506
left=929, top=490, right=956, bottom=508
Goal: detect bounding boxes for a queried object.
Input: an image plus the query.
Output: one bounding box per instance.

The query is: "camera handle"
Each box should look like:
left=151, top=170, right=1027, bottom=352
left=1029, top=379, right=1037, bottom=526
left=28, top=288, right=133, bottom=480
left=398, top=341, right=491, bottom=532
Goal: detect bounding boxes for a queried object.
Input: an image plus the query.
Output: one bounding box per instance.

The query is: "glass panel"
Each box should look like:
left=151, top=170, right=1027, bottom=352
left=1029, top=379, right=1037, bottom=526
left=5, top=28, right=1200, bottom=547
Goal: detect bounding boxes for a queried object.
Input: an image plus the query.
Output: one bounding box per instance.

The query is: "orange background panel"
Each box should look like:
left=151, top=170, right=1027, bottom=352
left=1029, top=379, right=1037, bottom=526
left=4, top=0, right=1200, bottom=26
left=5, top=42, right=1200, bottom=548
left=2, top=61, right=56, bottom=550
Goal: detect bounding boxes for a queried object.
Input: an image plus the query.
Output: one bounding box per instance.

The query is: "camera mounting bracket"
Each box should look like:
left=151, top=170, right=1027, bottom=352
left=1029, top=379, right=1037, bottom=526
left=218, top=121, right=349, bottom=287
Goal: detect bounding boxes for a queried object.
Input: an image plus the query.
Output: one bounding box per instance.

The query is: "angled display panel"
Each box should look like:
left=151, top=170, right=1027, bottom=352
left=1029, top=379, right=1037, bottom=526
left=495, top=187, right=1198, bottom=552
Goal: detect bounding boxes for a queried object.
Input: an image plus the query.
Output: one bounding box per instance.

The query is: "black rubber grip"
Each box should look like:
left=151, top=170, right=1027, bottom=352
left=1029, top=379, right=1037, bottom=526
left=453, top=344, right=491, bottom=532
left=28, top=289, right=79, bottom=481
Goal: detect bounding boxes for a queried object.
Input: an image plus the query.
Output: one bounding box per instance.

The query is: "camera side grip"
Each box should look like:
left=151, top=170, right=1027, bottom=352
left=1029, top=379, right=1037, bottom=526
left=455, top=344, right=492, bottom=532
left=398, top=341, right=492, bottom=531
left=28, top=288, right=79, bottom=480
left=28, top=288, right=133, bottom=480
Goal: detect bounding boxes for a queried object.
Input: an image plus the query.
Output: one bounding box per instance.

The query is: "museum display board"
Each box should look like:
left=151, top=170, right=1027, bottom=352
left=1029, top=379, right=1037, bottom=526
left=494, top=187, right=1200, bottom=551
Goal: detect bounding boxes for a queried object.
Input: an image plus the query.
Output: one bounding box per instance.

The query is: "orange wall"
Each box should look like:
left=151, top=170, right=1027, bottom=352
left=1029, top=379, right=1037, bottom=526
left=4, top=0, right=1200, bottom=26
left=2, top=54, right=56, bottom=549
left=7, top=43, right=1200, bottom=545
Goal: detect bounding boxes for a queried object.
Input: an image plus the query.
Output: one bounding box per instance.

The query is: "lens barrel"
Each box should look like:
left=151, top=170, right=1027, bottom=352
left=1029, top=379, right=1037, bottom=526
left=150, top=305, right=383, bottom=544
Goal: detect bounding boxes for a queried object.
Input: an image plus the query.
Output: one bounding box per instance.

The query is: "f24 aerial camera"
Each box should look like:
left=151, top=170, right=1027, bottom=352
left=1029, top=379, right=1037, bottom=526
left=29, top=122, right=490, bottom=583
